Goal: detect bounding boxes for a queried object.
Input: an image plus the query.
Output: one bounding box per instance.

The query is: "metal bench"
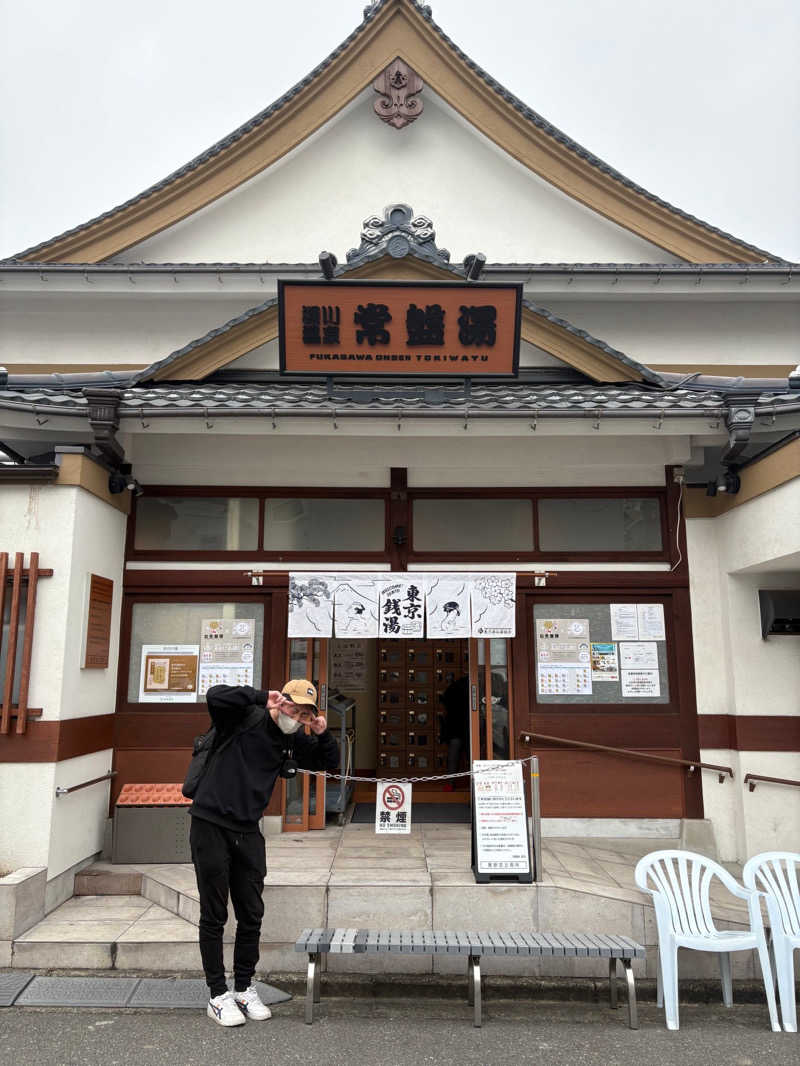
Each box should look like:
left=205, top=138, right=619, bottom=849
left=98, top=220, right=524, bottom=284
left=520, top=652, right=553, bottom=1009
left=295, top=928, right=645, bottom=1028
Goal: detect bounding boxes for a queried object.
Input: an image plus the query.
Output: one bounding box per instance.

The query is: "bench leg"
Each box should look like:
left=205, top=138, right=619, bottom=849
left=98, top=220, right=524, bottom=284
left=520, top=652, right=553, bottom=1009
left=608, top=957, right=619, bottom=1009
left=305, top=953, right=319, bottom=1025
left=621, top=958, right=639, bottom=1030
left=468, top=955, right=482, bottom=1028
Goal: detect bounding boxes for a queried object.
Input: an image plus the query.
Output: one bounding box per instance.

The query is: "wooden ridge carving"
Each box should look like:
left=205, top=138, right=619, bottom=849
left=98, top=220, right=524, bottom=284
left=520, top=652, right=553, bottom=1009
left=373, top=58, right=424, bottom=128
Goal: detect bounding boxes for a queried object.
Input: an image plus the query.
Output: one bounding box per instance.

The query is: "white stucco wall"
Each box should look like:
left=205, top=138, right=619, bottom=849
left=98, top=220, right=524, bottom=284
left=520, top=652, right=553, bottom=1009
left=125, top=91, right=676, bottom=266
left=49, top=750, right=113, bottom=878
left=0, top=763, right=55, bottom=872
left=0, top=481, right=126, bottom=875
left=0, top=292, right=259, bottom=369
left=543, top=299, right=800, bottom=370
left=125, top=430, right=687, bottom=488
left=687, top=476, right=800, bottom=860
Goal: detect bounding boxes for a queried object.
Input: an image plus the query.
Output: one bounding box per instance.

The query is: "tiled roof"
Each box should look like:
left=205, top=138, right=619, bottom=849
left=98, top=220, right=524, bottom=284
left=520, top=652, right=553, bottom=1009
left=1, top=381, right=797, bottom=418
left=10, top=1, right=780, bottom=263
left=1, top=261, right=797, bottom=273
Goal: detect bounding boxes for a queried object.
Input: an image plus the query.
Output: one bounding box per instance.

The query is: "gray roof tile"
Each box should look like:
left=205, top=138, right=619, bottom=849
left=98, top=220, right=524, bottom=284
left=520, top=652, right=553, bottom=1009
left=1, top=381, right=796, bottom=419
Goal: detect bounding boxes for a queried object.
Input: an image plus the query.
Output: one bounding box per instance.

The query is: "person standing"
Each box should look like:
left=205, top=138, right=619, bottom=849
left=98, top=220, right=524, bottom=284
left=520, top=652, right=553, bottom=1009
left=188, top=679, right=339, bottom=1027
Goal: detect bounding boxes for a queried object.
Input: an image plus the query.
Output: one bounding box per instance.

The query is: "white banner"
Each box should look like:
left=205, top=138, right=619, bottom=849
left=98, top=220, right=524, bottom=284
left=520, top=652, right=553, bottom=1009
left=425, top=576, right=471, bottom=638
left=288, top=572, right=518, bottom=639
left=470, top=573, right=516, bottom=637
left=378, top=577, right=425, bottom=639
left=333, top=579, right=379, bottom=638
left=288, top=574, right=334, bottom=637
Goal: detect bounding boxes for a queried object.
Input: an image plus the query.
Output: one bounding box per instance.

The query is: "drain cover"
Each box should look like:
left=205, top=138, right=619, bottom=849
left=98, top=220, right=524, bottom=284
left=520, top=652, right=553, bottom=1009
left=0, top=972, right=34, bottom=1006
left=16, top=976, right=139, bottom=1007
left=129, top=978, right=291, bottom=1008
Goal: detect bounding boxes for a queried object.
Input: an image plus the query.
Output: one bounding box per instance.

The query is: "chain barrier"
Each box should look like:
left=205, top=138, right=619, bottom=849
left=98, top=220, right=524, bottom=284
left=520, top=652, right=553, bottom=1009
left=295, top=754, right=538, bottom=786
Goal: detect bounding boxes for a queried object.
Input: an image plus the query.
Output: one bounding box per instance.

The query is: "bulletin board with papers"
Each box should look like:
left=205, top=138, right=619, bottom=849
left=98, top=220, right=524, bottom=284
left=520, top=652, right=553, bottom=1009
left=533, top=602, right=670, bottom=704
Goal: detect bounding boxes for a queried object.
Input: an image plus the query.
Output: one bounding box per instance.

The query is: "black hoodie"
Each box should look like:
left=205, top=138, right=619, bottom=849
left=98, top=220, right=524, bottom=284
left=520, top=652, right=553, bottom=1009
left=189, top=685, right=339, bottom=832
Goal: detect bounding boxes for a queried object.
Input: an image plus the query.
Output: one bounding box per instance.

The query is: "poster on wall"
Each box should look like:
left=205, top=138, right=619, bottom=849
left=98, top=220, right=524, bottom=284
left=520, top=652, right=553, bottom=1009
left=425, top=576, right=471, bottom=638
left=288, top=574, right=334, bottom=637
left=378, top=578, right=425, bottom=639
left=537, top=664, right=592, bottom=695
left=198, top=618, right=255, bottom=696
left=637, top=603, right=666, bottom=641
left=333, top=580, right=379, bottom=638
left=330, top=639, right=368, bottom=691
left=470, top=573, right=516, bottom=637
left=590, top=642, right=619, bottom=682
left=535, top=617, right=592, bottom=695
left=619, top=642, right=659, bottom=670
left=139, top=644, right=199, bottom=702
left=610, top=603, right=639, bottom=641
left=621, top=669, right=660, bottom=698
left=471, top=760, right=532, bottom=882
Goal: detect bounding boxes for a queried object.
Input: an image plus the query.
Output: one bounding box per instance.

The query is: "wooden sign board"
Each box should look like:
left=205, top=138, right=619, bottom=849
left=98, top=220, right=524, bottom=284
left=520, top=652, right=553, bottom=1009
left=279, top=280, right=521, bottom=375
left=83, top=574, right=113, bottom=669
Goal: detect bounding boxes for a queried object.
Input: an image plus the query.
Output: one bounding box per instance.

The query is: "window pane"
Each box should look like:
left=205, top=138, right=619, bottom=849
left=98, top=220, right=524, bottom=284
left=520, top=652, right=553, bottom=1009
left=412, top=499, right=533, bottom=551
left=538, top=498, right=662, bottom=552
left=127, top=602, right=264, bottom=702
left=135, top=497, right=259, bottom=551
left=263, top=498, right=384, bottom=551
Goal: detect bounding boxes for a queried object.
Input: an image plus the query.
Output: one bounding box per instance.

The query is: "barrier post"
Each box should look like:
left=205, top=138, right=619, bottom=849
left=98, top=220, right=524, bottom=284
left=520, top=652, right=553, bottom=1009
left=529, top=756, right=543, bottom=882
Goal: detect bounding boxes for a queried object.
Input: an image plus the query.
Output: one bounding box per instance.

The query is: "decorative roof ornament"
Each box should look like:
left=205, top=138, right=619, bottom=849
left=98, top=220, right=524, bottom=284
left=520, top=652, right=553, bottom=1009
left=346, top=204, right=450, bottom=266
left=373, top=58, right=424, bottom=129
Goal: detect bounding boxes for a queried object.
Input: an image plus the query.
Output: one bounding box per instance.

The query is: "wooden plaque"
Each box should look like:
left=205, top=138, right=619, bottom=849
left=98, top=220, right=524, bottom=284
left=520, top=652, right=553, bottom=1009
left=84, top=574, right=113, bottom=669
left=279, top=280, right=521, bottom=375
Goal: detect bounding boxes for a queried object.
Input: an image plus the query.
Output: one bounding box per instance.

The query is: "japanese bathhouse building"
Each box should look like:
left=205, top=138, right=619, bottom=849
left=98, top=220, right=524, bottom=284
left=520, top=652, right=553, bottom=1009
left=1, top=0, right=798, bottom=898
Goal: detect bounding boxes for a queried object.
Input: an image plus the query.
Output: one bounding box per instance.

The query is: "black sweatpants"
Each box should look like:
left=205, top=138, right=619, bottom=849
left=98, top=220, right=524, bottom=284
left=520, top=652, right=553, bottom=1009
left=189, top=816, right=267, bottom=998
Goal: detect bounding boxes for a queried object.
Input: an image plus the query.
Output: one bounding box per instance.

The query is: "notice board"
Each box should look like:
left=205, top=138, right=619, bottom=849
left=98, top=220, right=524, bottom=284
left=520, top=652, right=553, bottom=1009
left=471, top=760, right=532, bottom=884
left=533, top=602, right=670, bottom=704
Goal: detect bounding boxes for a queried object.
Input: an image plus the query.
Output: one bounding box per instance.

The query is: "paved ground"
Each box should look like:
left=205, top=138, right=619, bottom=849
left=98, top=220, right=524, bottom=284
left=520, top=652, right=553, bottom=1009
left=1, top=997, right=793, bottom=1066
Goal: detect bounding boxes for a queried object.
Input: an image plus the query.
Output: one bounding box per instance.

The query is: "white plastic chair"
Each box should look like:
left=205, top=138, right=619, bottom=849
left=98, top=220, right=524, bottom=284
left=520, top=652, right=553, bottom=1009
left=743, top=851, right=800, bottom=1033
left=634, top=850, right=780, bottom=1031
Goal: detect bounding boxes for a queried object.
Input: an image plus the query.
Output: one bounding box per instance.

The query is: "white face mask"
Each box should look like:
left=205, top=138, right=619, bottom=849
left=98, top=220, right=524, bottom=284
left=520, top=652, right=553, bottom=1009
left=276, top=711, right=302, bottom=735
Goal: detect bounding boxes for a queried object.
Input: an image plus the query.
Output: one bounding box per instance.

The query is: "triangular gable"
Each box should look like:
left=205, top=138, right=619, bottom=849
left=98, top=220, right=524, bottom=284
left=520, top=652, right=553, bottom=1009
left=135, top=263, right=660, bottom=385
left=14, top=0, right=777, bottom=266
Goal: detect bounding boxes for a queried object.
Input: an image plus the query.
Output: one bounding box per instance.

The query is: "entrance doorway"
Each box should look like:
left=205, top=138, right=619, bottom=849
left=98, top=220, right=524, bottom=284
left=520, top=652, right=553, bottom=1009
left=282, top=635, right=514, bottom=829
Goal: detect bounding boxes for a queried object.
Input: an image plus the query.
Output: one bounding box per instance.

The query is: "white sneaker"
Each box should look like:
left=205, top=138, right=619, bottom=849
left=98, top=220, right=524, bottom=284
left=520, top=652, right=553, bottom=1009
left=233, top=984, right=272, bottom=1021
left=207, top=990, right=246, bottom=1027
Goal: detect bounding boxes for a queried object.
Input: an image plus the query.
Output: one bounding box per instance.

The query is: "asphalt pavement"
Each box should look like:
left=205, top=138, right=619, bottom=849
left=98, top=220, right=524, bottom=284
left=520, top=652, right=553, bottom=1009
left=2, top=996, right=795, bottom=1066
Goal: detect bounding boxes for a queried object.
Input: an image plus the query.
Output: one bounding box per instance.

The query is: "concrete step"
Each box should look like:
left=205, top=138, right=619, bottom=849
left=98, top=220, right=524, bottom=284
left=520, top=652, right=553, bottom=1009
left=74, top=863, right=143, bottom=897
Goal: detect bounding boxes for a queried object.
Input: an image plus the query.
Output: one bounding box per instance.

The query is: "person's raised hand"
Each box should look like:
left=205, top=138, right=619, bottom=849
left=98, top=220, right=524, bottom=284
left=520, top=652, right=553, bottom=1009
left=309, top=715, right=327, bottom=735
left=266, top=690, right=285, bottom=710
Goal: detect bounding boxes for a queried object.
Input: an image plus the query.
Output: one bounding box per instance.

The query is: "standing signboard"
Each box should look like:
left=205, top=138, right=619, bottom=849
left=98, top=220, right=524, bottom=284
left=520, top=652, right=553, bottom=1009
left=471, top=760, right=532, bottom=883
left=375, top=781, right=413, bottom=834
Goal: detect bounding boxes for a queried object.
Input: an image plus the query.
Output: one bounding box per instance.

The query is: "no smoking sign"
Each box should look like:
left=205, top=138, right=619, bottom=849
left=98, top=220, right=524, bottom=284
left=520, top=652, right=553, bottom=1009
left=375, top=781, right=413, bottom=834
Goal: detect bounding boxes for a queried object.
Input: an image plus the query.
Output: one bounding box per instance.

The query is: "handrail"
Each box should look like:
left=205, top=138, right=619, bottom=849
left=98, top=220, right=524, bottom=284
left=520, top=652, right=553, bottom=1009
left=519, top=732, right=734, bottom=783
left=744, top=773, right=800, bottom=793
left=55, top=771, right=117, bottom=797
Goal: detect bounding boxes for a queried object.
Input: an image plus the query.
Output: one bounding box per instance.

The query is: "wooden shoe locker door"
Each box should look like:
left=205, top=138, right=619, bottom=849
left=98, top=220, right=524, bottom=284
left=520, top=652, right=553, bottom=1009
left=377, top=639, right=469, bottom=782
left=281, top=637, right=328, bottom=831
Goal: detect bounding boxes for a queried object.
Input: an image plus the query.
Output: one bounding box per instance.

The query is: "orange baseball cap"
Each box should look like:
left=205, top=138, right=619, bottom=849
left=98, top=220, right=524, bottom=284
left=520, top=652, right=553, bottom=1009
left=281, top=679, right=318, bottom=707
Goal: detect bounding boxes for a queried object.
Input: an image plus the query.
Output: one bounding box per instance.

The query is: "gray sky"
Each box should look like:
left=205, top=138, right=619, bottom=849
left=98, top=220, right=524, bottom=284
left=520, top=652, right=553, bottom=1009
left=1, top=0, right=798, bottom=261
